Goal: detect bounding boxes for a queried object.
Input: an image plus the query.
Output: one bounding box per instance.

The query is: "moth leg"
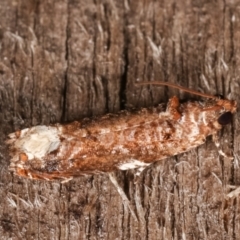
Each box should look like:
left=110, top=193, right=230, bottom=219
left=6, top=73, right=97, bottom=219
left=167, top=96, right=181, bottom=121
left=108, top=172, right=138, bottom=221
left=118, top=159, right=151, bottom=183
left=136, top=166, right=147, bottom=176
left=212, top=133, right=233, bottom=159
left=133, top=166, right=148, bottom=184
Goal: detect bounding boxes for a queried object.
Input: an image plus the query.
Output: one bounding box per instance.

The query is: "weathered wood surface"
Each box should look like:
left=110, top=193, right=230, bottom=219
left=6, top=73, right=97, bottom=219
left=0, top=0, right=240, bottom=239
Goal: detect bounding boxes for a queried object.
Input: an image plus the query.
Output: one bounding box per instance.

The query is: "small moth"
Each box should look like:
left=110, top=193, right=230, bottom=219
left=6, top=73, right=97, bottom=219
left=6, top=81, right=237, bottom=181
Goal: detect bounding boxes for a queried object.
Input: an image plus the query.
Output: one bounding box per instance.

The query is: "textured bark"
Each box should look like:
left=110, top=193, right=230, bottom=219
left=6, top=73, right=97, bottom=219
left=0, top=0, right=240, bottom=239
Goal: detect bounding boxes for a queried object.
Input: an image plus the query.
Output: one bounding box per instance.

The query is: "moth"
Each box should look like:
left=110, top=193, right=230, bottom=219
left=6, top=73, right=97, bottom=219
left=6, top=81, right=237, bottom=181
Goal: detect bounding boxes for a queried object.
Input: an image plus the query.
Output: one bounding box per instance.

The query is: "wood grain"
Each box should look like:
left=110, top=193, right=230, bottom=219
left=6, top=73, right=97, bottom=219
left=0, top=0, right=240, bottom=239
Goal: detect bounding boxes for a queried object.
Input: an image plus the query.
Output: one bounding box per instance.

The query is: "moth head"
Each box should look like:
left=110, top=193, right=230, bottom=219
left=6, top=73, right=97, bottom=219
left=216, top=98, right=237, bottom=125
left=217, top=111, right=233, bottom=125
left=136, top=81, right=237, bottom=127
left=205, top=97, right=237, bottom=128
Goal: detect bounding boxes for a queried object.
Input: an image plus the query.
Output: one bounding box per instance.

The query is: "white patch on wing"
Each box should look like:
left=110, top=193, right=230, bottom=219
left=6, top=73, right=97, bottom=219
left=112, top=145, right=129, bottom=154
left=99, top=128, right=111, bottom=134
left=14, top=126, right=60, bottom=161
left=118, top=159, right=150, bottom=171
left=202, top=111, right=207, bottom=125
left=187, top=114, right=200, bottom=140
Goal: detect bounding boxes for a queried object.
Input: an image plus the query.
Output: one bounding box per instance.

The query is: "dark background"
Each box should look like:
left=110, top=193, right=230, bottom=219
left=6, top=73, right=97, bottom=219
left=0, top=0, right=240, bottom=239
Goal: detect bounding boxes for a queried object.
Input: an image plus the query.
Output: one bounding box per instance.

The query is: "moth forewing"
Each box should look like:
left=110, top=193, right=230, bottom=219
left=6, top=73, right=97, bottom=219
left=6, top=82, right=237, bottom=181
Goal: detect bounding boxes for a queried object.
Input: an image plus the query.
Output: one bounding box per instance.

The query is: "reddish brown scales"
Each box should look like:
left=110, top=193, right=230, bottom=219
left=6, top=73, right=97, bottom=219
left=6, top=82, right=237, bottom=181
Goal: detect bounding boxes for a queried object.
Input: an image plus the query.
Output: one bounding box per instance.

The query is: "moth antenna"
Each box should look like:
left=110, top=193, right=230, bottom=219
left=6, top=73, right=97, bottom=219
left=136, top=81, right=217, bottom=99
